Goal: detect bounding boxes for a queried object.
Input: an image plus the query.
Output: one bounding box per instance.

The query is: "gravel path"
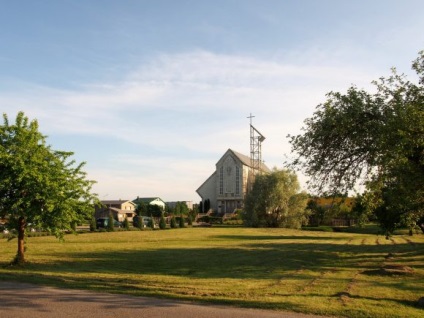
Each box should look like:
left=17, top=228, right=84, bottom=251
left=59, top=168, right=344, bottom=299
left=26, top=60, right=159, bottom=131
left=0, top=281, right=332, bottom=318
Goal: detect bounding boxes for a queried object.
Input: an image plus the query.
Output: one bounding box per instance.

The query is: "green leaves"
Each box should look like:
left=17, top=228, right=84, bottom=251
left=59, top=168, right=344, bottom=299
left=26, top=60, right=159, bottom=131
left=243, top=169, right=309, bottom=228
left=289, top=51, right=424, bottom=234
left=0, top=111, right=98, bottom=235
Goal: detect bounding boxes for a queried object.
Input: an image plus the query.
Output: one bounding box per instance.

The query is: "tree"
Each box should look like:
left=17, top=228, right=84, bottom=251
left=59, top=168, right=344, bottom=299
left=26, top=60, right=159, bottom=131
left=123, top=216, right=130, bottom=231
left=135, top=201, right=147, bottom=216
left=243, top=169, right=309, bottom=228
left=204, top=199, right=210, bottom=213
left=170, top=216, right=177, bottom=228
left=179, top=215, right=185, bottom=228
left=288, top=51, right=424, bottom=235
left=107, top=213, right=115, bottom=232
left=306, top=199, right=326, bottom=226
left=159, top=214, right=167, bottom=229
left=148, top=204, right=163, bottom=218
left=0, top=112, right=98, bottom=264
left=89, top=215, right=96, bottom=232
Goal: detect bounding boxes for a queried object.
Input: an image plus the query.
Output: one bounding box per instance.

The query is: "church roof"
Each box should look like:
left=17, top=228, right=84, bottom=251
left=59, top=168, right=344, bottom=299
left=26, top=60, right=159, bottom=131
left=226, top=149, right=271, bottom=172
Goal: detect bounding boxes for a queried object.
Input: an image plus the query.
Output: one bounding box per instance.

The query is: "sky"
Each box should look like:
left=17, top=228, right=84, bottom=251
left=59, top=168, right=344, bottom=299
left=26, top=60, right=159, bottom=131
left=1, top=0, right=424, bottom=202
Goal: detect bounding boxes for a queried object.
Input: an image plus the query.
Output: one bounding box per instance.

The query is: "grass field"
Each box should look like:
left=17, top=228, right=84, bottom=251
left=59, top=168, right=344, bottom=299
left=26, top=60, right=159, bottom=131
left=1, top=227, right=423, bottom=318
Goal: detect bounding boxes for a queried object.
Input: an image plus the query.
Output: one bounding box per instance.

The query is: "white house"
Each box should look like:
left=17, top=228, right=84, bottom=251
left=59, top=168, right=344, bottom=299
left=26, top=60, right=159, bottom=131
left=133, top=197, right=166, bottom=210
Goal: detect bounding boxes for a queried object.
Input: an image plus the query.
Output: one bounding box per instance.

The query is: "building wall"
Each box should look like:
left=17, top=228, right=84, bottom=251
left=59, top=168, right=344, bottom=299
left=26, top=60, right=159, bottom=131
left=197, top=173, right=217, bottom=211
left=121, top=202, right=135, bottom=211
left=215, top=152, right=246, bottom=214
left=197, top=149, right=268, bottom=214
left=150, top=198, right=166, bottom=210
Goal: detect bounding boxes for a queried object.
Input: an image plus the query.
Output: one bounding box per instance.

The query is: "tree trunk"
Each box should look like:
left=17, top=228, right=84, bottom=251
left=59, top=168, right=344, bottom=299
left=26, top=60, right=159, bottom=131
left=16, top=216, right=26, bottom=264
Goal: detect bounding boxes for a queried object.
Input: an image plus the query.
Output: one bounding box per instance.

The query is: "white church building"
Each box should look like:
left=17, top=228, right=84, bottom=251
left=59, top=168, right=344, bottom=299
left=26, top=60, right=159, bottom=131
left=196, top=148, right=270, bottom=214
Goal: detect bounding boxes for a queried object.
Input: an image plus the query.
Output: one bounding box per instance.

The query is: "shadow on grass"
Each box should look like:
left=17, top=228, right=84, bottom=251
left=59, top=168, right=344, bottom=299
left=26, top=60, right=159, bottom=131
left=4, top=240, right=422, bottom=279
left=213, top=235, right=347, bottom=241
left=1, top=238, right=423, bottom=316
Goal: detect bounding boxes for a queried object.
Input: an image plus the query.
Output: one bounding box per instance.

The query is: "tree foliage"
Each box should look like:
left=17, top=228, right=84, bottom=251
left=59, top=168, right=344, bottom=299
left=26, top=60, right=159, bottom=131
left=159, top=214, right=167, bottom=229
left=288, top=51, right=424, bottom=234
left=0, top=112, right=98, bottom=263
left=135, top=201, right=147, bottom=215
left=243, top=169, right=309, bottom=228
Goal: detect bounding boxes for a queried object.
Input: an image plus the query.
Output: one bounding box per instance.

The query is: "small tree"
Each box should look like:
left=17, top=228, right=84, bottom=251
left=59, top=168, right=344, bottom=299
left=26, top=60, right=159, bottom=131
left=204, top=199, right=211, bottom=213
left=107, top=213, right=115, bottom=232
left=149, top=217, right=155, bottom=229
left=179, top=216, right=185, bottom=228
left=148, top=204, right=163, bottom=218
left=123, top=216, right=130, bottom=230
left=243, top=169, right=309, bottom=228
left=135, top=200, right=147, bottom=216
left=170, top=216, right=177, bottom=228
left=0, top=112, right=98, bottom=264
left=159, top=214, right=167, bottom=229
left=187, top=215, right=193, bottom=226
left=89, top=216, right=96, bottom=232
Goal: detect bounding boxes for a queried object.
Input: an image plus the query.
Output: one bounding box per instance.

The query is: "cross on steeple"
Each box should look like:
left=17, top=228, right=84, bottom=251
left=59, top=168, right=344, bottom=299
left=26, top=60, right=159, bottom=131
left=247, top=113, right=255, bottom=125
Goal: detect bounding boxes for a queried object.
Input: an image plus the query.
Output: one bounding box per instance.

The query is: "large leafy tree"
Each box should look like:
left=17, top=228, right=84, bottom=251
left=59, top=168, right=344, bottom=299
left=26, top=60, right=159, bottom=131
left=289, top=51, right=424, bottom=235
left=0, top=112, right=98, bottom=264
left=243, top=169, right=309, bottom=228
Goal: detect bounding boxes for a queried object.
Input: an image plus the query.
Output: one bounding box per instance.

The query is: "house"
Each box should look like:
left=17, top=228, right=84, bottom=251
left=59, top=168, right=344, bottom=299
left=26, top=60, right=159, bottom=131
left=95, top=200, right=137, bottom=222
left=133, top=197, right=166, bottom=211
left=196, top=148, right=270, bottom=214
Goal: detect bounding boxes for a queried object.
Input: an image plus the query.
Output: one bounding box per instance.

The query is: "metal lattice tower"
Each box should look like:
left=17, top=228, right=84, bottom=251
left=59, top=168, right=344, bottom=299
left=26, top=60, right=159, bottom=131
left=247, top=113, right=266, bottom=176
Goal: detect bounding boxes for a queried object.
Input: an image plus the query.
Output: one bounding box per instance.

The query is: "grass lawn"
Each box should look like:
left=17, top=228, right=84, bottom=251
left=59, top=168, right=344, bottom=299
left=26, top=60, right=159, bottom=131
left=1, top=227, right=423, bottom=318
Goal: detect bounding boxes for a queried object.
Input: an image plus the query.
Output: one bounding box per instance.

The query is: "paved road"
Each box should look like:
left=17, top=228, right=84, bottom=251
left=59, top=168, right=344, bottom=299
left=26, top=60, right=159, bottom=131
left=0, top=281, right=331, bottom=318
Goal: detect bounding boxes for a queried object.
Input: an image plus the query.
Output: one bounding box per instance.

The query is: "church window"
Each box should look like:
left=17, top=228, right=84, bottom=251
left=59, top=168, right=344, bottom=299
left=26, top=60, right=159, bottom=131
left=219, top=166, right=224, bottom=195
left=235, top=166, right=240, bottom=195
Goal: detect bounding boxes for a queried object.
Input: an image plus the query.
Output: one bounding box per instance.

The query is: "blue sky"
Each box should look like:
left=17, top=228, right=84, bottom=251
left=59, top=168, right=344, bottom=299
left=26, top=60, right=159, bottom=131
left=1, top=0, right=423, bottom=202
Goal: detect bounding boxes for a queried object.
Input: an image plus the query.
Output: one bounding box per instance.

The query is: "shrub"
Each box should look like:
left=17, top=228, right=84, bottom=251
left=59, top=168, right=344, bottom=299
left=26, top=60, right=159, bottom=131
left=123, top=217, right=130, bottom=230
left=159, top=215, right=167, bottom=229
left=170, top=216, right=177, bottom=228
left=179, top=216, right=185, bottom=228
left=149, top=217, right=155, bottom=229
left=107, top=214, right=114, bottom=232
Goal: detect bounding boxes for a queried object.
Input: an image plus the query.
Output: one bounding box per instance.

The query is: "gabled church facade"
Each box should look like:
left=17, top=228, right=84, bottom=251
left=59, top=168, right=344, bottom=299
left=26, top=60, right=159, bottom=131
left=196, top=149, right=270, bottom=214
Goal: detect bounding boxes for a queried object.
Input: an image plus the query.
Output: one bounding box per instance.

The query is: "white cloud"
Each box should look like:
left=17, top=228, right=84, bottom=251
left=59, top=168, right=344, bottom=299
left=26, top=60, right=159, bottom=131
left=2, top=49, right=396, bottom=200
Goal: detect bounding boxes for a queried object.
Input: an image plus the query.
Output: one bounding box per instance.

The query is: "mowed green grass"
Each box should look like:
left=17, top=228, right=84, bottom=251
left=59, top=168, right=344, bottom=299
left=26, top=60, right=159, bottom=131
left=1, top=227, right=423, bottom=318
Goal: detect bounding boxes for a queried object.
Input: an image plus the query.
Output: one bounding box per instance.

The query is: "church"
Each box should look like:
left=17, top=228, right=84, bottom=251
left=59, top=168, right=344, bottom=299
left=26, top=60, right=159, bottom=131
left=196, top=148, right=270, bottom=214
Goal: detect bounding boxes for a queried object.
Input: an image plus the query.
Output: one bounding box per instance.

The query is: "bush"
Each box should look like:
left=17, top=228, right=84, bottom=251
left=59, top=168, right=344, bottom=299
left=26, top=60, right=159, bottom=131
left=197, top=215, right=222, bottom=224
left=170, top=216, right=177, bottom=228
left=159, top=215, right=167, bottom=229
left=107, top=214, right=114, bottom=232
left=133, top=215, right=143, bottom=229
left=179, top=216, right=185, bottom=228
left=187, top=215, right=192, bottom=226
left=123, top=217, right=130, bottom=230
left=89, top=216, right=96, bottom=232
left=149, top=217, right=155, bottom=229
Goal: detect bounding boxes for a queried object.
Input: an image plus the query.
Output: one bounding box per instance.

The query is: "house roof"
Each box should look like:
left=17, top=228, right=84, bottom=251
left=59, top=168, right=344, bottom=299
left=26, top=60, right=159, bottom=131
left=101, top=200, right=135, bottom=206
left=133, top=197, right=165, bottom=204
left=109, top=207, right=137, bottom=215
